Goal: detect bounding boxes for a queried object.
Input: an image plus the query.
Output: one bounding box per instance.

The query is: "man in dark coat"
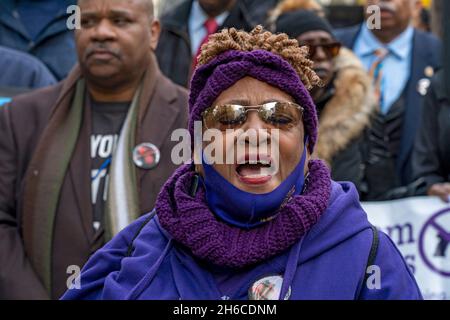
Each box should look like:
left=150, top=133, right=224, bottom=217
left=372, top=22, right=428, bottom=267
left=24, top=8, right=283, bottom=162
left=335, top=0, right=441, bottom=200
left=155, top=0, right=260, bottom=87
left=0, top=0, right=188, bottom=299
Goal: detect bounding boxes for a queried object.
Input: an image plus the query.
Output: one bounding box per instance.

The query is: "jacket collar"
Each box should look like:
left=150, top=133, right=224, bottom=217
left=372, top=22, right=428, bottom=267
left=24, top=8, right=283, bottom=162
left=57, top=52, right=176, bottom=120
left=355, top=23, right=414, bottom=60
left=57, top=52, right=180, bottom=141
left=135, top=54, right=182, bottom=185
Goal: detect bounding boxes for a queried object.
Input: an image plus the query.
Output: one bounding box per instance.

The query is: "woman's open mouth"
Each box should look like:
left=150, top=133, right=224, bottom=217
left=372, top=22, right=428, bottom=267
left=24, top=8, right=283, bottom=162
left=235, top=155, right=274, bottom=185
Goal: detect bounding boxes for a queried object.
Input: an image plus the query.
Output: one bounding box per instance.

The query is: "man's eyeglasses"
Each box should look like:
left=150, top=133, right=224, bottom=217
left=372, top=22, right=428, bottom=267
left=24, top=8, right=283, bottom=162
left=202, top=101, right=304, bottom=131
left=299, top=41, right=342, bottom=59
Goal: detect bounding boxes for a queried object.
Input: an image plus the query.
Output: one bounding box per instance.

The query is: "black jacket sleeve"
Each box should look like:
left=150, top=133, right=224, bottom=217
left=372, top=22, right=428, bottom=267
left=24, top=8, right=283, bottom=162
left=331, top=137, right=363, bottom=192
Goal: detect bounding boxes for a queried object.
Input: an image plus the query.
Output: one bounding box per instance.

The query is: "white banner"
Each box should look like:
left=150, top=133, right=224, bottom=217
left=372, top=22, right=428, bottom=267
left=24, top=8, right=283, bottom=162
left=362, top=197, right=450, bottom=300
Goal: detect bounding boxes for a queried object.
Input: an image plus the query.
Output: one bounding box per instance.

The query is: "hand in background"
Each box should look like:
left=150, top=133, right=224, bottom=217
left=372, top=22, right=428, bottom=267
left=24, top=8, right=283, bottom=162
left=428, top=183, right=450, bottom=202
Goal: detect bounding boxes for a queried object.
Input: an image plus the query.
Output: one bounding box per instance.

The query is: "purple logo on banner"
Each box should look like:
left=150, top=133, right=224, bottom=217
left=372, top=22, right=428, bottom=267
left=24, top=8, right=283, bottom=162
left=419, top=208, right=450, bottom=277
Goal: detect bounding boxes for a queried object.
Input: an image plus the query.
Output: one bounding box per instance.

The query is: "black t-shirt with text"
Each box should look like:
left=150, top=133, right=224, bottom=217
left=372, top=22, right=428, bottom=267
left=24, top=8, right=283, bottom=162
left=90, top=100, right=129, bottom=231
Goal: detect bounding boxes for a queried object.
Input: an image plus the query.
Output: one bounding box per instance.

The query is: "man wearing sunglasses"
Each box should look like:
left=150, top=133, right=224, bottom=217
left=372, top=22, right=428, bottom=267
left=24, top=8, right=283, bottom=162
left=276, top=10, right=376, bottom=194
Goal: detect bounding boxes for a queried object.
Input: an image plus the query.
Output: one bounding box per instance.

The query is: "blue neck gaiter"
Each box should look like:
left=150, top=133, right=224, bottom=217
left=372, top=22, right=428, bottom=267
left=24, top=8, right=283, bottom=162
left=200, top=140, right=308, bottom=229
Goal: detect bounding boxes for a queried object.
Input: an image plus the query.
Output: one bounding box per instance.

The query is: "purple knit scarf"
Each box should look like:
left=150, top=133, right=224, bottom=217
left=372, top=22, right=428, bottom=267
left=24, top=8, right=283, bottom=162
left=156, top=159, right=332, bottom=268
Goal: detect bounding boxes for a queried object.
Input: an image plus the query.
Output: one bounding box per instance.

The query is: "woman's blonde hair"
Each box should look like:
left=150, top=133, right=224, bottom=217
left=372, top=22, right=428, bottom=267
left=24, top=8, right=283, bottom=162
left=197, top=25, right=322, bottom=90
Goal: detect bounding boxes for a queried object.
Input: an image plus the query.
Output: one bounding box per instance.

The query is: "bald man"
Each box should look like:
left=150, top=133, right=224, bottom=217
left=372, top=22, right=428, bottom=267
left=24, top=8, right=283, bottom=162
left=0, top=0, right=188, bottom=299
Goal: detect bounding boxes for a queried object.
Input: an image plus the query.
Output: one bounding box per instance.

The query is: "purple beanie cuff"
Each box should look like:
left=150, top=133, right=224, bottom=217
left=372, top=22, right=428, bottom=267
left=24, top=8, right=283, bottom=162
left=188, top=49, right=318, bottom=153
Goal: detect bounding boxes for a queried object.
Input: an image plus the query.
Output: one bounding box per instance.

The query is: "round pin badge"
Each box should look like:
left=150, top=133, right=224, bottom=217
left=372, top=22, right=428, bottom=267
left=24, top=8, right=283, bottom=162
left=417, top=78, right=431, bottom=96
left=248, top=275, right=291, bottom=300
left=424, top=66, right=434, bottom=78
left=132, top=143, right=160, bottom=169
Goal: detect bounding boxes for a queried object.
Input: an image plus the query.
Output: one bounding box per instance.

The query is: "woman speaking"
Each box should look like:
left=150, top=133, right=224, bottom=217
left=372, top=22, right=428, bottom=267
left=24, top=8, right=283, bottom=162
left=62, top=26, right=421, bottom=300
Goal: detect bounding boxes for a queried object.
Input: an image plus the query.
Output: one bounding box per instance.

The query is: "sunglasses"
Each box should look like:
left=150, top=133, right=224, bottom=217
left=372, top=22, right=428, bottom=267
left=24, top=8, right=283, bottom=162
left=299, top=41, right=341, bottom=59
left=202, top=101, right=304, bottom=131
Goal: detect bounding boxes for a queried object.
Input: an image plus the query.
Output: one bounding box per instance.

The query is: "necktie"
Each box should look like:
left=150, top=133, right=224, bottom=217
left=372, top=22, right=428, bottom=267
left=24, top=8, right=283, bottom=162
left=369, top=48, right=388, bottom=113
left=192, top=18, right=219, bottom=71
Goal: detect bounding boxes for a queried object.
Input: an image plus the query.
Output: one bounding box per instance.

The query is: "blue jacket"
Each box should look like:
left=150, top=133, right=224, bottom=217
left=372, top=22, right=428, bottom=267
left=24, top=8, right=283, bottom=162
left=0, top=45, right=56, bottom=89
left=61, top=182, right=422, bottom=300
left=334, top=26, right=442, bottom=185
left=0, top=0, right=77, bottom=80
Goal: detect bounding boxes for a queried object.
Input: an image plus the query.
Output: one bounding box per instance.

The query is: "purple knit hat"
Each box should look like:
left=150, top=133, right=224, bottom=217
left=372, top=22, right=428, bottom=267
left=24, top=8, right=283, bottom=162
left=188, top=49, right=319, bottom=153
